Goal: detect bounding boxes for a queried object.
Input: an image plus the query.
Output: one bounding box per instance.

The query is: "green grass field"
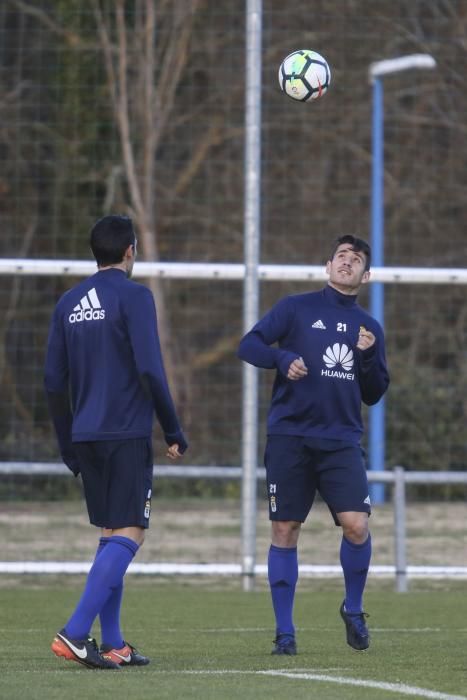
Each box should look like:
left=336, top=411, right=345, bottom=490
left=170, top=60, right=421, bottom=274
left=0, top=579, right=466, bottom=700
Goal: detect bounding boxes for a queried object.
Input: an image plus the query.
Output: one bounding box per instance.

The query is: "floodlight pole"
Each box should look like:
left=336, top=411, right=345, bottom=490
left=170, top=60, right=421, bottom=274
left=369, top=54, right=436, bottom=504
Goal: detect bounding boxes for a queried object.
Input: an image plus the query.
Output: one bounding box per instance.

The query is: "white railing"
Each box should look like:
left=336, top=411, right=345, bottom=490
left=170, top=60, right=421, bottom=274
left=3, top=259, right=467, bottom=283
left=2, top=258, right=467, bottom=589
left=1, top=462, right=466, bottom=590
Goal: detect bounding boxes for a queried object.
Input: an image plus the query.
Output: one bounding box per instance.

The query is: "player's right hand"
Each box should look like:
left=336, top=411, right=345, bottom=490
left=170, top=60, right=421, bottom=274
left=287, top=356, right=308, bottom=381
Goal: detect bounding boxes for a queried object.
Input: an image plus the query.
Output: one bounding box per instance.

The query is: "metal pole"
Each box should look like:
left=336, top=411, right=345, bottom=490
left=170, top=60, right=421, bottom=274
left=241, top=0, right=262, bottom=592
left=369, top=77, right=386, bottom=504
left=368, top=56, right=436, bottom=506
left=393, top=466, right=408, bottom=592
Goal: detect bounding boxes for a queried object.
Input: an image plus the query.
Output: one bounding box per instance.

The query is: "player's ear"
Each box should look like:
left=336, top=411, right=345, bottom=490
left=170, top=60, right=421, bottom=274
left=361, top=270, right=370, bottom=285
left=325, top=260, right=332, bottom=275
left=124, top=243, right=134, bottom=259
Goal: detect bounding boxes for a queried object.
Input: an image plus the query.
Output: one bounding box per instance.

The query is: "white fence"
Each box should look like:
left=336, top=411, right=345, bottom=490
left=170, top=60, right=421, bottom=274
left=3, top=258, right=467, bottom=283
left=2, top=258, right=467, bottom=589
left=1, top=462, right=466, bottom=591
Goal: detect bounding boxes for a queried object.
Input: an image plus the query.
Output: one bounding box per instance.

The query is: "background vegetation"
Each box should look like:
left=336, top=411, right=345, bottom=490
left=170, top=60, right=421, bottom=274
left=1, top=1, right=466, bottom=481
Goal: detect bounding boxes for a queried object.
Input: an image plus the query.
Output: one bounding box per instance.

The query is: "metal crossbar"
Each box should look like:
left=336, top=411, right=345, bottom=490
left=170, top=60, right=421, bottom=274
left=1, top=463, right=466, bottom=589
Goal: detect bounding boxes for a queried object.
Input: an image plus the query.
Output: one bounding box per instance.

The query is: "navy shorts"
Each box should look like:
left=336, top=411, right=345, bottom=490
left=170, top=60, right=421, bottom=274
left=264, top=435, right=371, bottom=525
left=74, top=438, right=154, bottom=529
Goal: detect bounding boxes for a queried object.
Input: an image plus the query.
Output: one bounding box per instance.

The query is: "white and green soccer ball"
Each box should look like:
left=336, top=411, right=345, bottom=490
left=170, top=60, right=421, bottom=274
left=278, top=49, right=331, bottom=102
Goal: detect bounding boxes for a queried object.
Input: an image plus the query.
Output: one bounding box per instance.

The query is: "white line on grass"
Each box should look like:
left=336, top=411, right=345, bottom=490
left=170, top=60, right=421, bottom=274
left=260, top=671, right=467, bottom=700
left=176, top=669, right=467, bottom=700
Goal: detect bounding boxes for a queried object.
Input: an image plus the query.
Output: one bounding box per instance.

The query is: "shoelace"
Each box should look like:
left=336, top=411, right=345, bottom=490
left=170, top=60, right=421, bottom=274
left=347, top=611, right=369, bottom=636
left=86, top=637, right=100, bottom=652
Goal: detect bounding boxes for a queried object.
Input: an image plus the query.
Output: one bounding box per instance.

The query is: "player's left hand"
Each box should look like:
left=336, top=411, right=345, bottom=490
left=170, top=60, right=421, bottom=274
left=166, top=444, right=183, bottom=460
left=357, top=326, right=376, bottom=351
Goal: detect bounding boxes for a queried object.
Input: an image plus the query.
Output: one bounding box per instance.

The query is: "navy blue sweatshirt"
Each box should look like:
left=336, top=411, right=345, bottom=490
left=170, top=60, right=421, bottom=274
left=238, top=285, right=389, bottom=444
left=45, top=268, right=186, bottom=473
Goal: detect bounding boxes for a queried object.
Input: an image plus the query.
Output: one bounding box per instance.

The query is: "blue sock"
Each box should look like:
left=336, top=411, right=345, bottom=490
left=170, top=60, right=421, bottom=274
left=94, top=537, right=125, bottom=649
left=340, top=534, right=371, bottom=613
left=65, top=536, right=139, bottom=641
left=268, top=544, right=298, bottom=637
left=100, top=584, right=124, bottom=649
left=95, top=536, right=110, bottom=559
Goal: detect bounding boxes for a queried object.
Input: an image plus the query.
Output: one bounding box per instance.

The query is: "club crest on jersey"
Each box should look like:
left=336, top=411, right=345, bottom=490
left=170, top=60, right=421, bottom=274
left=68, top=288, right=105, bottom=323
left=321, top=343, right=355, bottom=380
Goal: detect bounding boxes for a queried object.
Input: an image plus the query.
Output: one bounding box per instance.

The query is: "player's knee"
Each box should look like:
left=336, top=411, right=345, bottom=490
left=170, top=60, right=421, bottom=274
left=342, top=521, right=369, bottom=544
left=271, top=520, right=301, bottom=547
left=339, top=513, right=369, bottom=544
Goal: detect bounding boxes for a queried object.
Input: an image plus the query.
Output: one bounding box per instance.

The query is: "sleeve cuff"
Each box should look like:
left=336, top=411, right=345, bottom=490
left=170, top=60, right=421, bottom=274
left=164, top=430, right=188, bottom=454
left=277, top=351, right=300, bottom=377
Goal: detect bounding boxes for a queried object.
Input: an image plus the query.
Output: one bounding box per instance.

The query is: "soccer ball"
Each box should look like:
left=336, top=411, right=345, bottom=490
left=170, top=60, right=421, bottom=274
left=278, top=50, right=331, bottom=102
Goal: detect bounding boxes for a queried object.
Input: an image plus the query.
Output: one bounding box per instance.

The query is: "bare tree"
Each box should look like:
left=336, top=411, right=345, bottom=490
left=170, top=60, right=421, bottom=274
left=92, top=0, right=204, bottom=400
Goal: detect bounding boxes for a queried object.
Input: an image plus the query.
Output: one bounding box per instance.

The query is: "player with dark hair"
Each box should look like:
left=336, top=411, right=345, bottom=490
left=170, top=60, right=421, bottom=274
left=238, top=235, right=389, bottom=655
left=45, top=214, right=187, bottom=670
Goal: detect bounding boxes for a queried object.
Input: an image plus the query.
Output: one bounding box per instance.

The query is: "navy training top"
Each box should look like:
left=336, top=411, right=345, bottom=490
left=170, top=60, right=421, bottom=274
left=238, top=284, right=389, bottom=444
left=44, top=268, right=186, bottom=469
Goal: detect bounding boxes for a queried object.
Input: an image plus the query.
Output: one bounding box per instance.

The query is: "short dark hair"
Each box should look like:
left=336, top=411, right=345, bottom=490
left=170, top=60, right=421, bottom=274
left=330, top=234, right=371, bottom=271
left=89, top=215, right=136, bottom=266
